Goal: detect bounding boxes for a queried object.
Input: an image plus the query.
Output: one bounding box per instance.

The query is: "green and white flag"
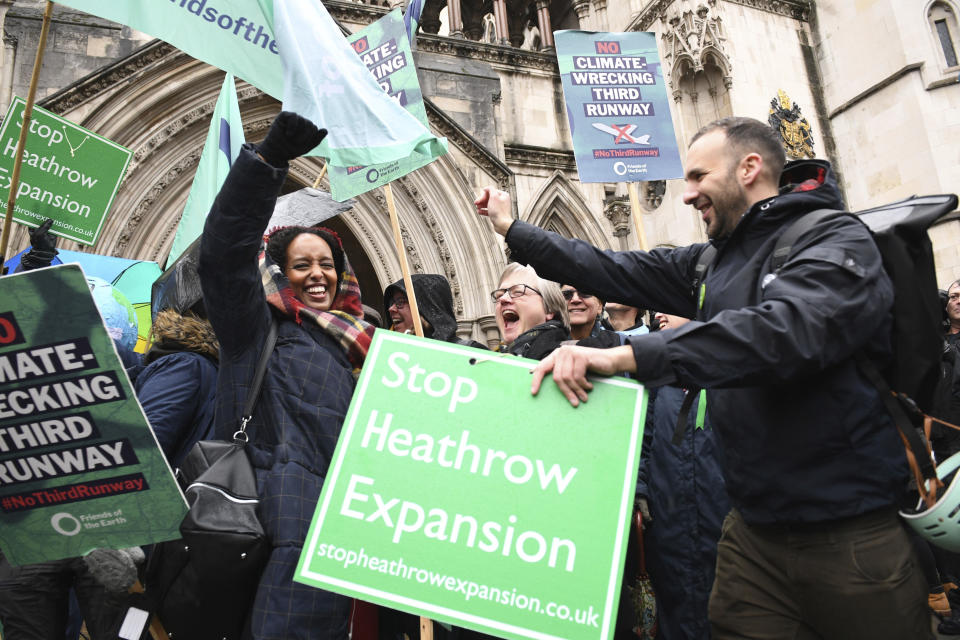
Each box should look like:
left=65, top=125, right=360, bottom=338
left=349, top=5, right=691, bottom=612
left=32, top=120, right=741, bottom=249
left=275, top=0, right=445, bottom=168
left=167, top=73, right=244, bottom=266
left=55, top=0, right=283, bottom=97
left=55, top=0, right=445, bottom=168
left=327, top=9, right=446, bottom=202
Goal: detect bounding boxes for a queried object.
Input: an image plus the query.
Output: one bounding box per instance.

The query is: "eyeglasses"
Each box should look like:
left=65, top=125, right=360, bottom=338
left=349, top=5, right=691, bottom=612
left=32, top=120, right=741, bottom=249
left=950, top=294, right=960, bottom=303
left=561, top=288, right=595, bottom=302
left=389, top=297, right=408, bottom=310
left=490, top=284, right=541, bottom=302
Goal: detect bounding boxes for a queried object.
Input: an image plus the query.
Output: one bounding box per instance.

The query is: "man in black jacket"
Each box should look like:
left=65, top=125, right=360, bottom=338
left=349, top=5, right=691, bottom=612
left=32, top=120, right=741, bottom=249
left=475, top=117, right=928, bottom=639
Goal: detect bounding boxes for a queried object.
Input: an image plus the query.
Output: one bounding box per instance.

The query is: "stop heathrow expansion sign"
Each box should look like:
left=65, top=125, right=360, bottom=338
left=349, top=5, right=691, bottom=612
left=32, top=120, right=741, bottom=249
left=296, top=331, right=647, bottom=640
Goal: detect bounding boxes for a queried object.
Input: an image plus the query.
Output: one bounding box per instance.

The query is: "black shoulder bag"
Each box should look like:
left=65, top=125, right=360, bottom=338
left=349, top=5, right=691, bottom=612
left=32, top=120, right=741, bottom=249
left=139, top=317, right=278, bottom=640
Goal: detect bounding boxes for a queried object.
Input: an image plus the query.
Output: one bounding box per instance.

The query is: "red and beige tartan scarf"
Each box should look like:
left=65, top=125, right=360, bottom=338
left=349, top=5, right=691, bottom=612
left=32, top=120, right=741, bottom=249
left=258, top=230, right=374, bottom=372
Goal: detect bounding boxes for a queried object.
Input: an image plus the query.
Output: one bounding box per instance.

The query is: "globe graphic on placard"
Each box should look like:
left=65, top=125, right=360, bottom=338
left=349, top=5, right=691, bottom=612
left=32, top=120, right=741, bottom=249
left=86, top=276, right=138, bottom=353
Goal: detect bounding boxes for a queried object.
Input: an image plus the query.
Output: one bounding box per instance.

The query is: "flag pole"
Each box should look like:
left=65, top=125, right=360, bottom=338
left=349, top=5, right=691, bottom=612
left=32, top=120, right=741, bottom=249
left=311, top=163, right=328, bottom=189
left=0, top=0, right=54, bottom=270
left=420, top=614, right=435, bottom=640
left=383, top=182, right=425, bottom=338
left=626, top=182, right=649, bottom=251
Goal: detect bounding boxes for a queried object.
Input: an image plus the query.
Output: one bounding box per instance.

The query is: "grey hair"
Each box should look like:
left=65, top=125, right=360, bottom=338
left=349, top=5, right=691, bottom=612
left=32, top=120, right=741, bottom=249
left=498, top=263, right=570, bottom=331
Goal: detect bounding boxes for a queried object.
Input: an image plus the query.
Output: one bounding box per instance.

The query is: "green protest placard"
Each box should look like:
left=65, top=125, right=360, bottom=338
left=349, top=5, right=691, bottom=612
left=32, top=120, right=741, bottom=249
left=328, top=9, right=444, bottom=202
left=0, top=97, right=132, bottom=246
left=0, top=265, right=187, bottom=565
left=296, top=332, right=646, bottom=640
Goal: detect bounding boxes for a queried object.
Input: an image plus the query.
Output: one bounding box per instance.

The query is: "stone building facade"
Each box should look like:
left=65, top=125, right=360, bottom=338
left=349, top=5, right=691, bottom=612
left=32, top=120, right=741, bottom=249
left=1, top=0, right=958, bottom=344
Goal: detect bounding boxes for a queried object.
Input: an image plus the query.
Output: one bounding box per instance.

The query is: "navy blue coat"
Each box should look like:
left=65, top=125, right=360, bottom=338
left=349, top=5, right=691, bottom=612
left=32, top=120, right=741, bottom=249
left=505, top=160, right=908, bottom=525
left=199, top=146, right=353, bottom=640
left=637, top=386, right=728, bottom=640
left=135, top=351, right=217, bottom=470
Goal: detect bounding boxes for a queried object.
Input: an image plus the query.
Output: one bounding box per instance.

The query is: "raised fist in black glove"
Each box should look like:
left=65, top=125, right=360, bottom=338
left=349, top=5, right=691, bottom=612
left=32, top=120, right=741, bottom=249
left=257, top=111, right=327, bottom=168
left=20, top=218, right=58, bottom=271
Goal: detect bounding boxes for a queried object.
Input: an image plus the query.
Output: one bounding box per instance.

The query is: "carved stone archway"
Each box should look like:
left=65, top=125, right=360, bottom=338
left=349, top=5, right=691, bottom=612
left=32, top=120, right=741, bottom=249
left=524, top=170, right=608, bottom=248
left=16, top=40, right=504, bottom=344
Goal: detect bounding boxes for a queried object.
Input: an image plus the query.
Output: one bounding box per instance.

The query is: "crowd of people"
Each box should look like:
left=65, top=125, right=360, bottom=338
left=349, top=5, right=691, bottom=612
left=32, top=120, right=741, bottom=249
left=2, top=110, right=959, bottom=640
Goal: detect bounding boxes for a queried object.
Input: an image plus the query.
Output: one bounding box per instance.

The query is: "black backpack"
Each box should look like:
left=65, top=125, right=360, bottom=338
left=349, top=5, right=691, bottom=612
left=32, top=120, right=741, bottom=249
left=683, top=194, right=958, bottom=495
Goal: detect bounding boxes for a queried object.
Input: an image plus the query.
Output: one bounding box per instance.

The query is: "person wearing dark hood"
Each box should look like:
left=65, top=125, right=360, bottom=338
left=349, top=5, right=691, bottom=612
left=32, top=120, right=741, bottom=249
left=135, top=304, right=219, bottom=470
left=476, top=116, right=928, bottom=639
left=383, top=273, right=486, bottom=348
left=198, top=111, right=375, bottom=640
left=493, top=263, right=569, bottom=360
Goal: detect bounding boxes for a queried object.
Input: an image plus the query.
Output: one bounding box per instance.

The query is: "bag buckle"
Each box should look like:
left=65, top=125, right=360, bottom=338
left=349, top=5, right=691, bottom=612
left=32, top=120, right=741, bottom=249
left=233, top=416, right=252, bottom=444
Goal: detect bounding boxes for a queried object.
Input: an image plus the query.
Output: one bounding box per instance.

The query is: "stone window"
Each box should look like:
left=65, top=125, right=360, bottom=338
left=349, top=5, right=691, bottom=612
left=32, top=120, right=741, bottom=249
left=928, top=1, right=960, bottom=72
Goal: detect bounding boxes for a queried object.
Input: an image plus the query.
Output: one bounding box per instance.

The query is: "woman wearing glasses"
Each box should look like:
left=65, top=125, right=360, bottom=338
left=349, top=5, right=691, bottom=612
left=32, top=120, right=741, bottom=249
left=491, top=263, right=569, bottom=360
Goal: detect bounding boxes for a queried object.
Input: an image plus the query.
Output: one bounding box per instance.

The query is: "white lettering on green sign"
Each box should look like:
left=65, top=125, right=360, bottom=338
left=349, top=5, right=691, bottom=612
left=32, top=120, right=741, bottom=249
left=381, top=351, right=478, bottom=413
left=340, top=473, right=576, bottom=571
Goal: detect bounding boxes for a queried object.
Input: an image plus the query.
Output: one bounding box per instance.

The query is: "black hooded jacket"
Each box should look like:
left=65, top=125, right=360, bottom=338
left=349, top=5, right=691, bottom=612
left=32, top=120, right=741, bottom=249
left=383, top=274, right=486, bottom=349
left=505, top=159, right=907, bottom=525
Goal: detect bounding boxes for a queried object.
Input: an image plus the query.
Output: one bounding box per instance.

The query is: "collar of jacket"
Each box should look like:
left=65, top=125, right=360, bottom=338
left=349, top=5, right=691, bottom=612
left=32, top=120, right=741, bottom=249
left=711, top=158, right=843, bottom=254
left=501, top=319, right=570, bottom=361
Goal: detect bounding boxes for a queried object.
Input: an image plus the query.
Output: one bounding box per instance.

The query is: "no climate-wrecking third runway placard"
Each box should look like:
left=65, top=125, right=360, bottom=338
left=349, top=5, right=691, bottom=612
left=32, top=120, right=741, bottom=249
left=0, top=265, right=186, bottom=565
left=296, top=331, right=647, bottom=640
left=555, top=30, right=683, bottom=184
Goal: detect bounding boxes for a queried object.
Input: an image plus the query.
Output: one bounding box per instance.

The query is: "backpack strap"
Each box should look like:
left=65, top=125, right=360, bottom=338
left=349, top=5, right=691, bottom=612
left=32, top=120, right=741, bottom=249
left=674, top=245, right=717, bottom=445
left=856, top=352, right=942, bottom=506
left=691, top=244, right=717, bottom=320
left=233, top=315, right=279, bottom=444
left=675, top=210, right=845, bottom=446
left=769, top=209, right=846, bottom=273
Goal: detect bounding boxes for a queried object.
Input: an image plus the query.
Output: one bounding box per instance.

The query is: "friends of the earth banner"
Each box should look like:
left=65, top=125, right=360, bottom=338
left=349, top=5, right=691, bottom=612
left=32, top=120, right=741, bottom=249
left=555, top=31, right=684, bottom=183
left=56, top=0, right=445, bottom=168
left=296, top=332, right=646, bottom=640
left=0, top=265, right=187, bottom=565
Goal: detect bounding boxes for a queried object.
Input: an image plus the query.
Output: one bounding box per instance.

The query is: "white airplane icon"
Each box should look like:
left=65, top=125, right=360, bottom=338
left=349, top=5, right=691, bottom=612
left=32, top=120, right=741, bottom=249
left=591, top=123, right=651, bottom=145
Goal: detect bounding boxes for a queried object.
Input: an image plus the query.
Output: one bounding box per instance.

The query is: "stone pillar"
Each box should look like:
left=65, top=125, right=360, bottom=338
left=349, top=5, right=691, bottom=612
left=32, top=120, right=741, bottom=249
left=448, top=0, right=464, bottom=38
left=536, top=0, right=553, bottom=50
left=0, top=0, right=17, bottom=115
left=478, top=315, right=501, bottom=350
left=493, top=0, right=509, bottom=45
left=604, top=195, right=632, bottom=251
left=572, top=0, right=591, bottom=30
left=419, top=0, right=443, bottom=34
left=593, top=0, right=608, bottom=31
